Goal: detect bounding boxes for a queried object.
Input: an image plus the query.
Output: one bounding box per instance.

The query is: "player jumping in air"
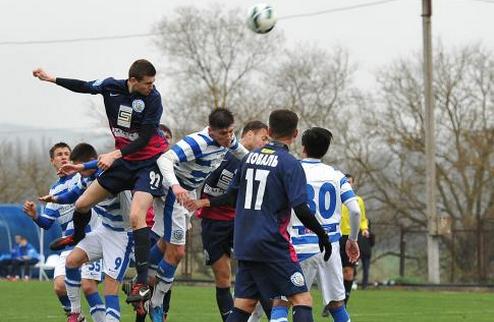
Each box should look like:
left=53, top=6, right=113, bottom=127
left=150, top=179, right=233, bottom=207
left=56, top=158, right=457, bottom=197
left=33, top=59, right=168, bottom=312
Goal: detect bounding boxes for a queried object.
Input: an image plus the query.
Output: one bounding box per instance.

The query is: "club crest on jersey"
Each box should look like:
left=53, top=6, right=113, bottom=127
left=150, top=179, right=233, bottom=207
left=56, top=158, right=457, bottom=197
left=172, top=229, right=185, bottom=242
left=132, top=99, right=145, bottom=112
left=290, top=272, right=305, bottom=287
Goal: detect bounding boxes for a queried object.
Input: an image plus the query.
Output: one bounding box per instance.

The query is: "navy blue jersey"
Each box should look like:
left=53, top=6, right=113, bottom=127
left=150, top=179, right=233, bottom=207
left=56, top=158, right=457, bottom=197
left=232, top=141, right=308, bottom=262
left=78, top=78, right=166, bottom=160
left=199, top=152, right=239, bottom=221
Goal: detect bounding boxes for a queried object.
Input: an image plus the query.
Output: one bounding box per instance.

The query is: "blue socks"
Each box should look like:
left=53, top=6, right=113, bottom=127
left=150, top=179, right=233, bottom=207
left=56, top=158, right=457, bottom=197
left=105, top=295, right=120, bottom=322
left=330, top=305, right=350, bottom=322
left=270, top=305, right=288, bottom=322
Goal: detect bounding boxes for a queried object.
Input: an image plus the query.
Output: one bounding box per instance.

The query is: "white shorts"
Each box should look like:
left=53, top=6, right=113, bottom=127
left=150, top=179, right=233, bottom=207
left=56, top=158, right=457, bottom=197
left=300, top=242, right=345, bottom=304
left=152, top=188, right=196, bottom=245
left=54, top=250, right=103, bottom=281
left=76, top=225, right=134, bottom=282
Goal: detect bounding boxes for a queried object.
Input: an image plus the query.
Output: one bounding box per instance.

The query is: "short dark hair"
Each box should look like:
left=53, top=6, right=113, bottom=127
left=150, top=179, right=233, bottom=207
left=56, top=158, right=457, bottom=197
left=269, top=109, right=298, bottom=139
left=302, top=127, right=333, bottom=159
left=70, top=143, right=97, bottom=163
left=159, top=124, right=172, bottom=138
left=128, top=59, right=156, bottom=81
left=209, top=108, right=234, bottom=130
left=345, top=173, right=353, bottom=179
left=241, top=120, right=268, bottom=137
left=49, top=142, right=70, bottom=159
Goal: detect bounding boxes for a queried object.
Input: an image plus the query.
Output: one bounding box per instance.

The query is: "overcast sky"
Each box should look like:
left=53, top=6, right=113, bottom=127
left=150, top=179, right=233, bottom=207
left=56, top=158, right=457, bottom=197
left=2, top=0, right=494, bottom=133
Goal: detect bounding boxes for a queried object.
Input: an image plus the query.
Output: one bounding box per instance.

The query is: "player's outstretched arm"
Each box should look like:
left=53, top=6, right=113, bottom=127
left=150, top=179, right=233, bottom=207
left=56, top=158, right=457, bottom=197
left=38, top=194, right=58, bottom=203
left=23, top=200, right=54, bottom=230
left=58, top=163, right=85, bottom=176
left=23, top=201, right=37, bottom=219
left=293, top=203, right=332, bottom=261
left=32, top=68, right=56, bottom=83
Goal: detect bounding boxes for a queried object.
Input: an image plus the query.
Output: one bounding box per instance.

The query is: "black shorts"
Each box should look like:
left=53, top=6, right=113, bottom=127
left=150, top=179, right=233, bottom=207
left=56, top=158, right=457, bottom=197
left=234, top=260, right=308, bottom=300
left=201, top=218, right=234, bottom=266
left=339, top=235, right=356, bottom=268
left=97, top=155, right=164, bottom=197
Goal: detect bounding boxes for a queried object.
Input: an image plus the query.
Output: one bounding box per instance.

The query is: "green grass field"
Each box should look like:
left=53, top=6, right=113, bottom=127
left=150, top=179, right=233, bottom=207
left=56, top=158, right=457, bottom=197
left=0, top=281, right=493, bottom=321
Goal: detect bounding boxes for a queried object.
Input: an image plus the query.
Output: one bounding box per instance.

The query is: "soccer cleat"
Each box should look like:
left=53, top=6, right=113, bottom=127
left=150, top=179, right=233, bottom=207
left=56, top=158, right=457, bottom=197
left=50, top=235, right=79, bottom=251
left=126, top=283, right=151, bottom=303
left=149, top=305, right=164, bottom=322
left=66, top=312, right=86, bottom=322
left=321, top=304, right=330, bottom=318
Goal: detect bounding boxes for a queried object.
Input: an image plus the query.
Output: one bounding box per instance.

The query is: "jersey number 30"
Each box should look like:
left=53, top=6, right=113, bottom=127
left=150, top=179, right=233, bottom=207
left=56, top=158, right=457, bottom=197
left=244, top=168, right=270, bottom=210
left=307, top=182, right=336, bottom=219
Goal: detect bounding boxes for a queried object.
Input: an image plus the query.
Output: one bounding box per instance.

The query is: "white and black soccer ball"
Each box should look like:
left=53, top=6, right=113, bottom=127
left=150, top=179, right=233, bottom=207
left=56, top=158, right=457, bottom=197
left=247, top=3, right=277, bottom=34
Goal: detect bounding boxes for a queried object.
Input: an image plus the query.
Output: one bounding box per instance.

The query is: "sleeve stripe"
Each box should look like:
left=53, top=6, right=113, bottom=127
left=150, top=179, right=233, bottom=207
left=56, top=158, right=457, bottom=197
left=340, top=176, right=348, bottom=188
left=198, top=133, right=214, bottom=145
left=341, top=190, right=356, bottom=203
left=171, top=145, right=187, bottom=162
left=183, top=136, right=203, bottom=159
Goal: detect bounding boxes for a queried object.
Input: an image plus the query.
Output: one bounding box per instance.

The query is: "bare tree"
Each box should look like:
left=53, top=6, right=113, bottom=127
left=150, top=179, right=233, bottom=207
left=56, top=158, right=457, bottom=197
left=153, top=5, right=283, bottom=130
left=0, top=140, right=55, bottom=203
left=342, top=44, right=494, bottom=282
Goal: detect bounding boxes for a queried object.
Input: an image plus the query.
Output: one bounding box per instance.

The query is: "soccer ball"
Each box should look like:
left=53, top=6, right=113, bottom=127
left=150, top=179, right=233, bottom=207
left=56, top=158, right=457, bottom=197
left=247, top=4, right=277, bottom=34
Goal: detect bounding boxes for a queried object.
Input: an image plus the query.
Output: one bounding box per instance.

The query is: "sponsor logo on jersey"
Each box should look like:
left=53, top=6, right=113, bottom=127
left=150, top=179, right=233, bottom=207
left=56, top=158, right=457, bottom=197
left=290, top=272, right=305, bottom=287
left=132, top=99, right=145, bottom=112
left=92, top=79, right=104, bottom=86
left=260, top=148, right=275, bottom=154
left=117, top=105, right=133, bottom=128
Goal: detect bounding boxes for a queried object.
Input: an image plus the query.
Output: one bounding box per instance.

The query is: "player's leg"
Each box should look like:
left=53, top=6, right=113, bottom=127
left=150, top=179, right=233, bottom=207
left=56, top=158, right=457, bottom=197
left=81, top=278, right=105, bottom=322
left=149, top=190, right=190, bottom=320
left=318, top=243, right=350, bottom=322
left=202, top=218, right=235, bottom=321
left=78, top=231, right=105, bottom=322
left=53, top=251, right=72, bottom=315
left=64, top=247, right=90, bottom=317
left=212, top=254, right=233, bottom=321
left=101, top=229, right=134, bottom=322
left=339, top=236, right=354, bottom=305
left=127, top=163, right=166, bottom=306
left=361, top=255, right=370, bottom=289
left=227, top=261, right=261, bottom=322
left=148, top=237, right=172, bottom=321
left=126, top=191, right=155, bottom=306
left=54, top=276, right=71, bottom=315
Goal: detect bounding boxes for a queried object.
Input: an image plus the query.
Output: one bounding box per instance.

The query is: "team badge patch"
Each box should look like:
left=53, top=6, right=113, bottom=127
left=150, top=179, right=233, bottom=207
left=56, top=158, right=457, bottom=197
left=290, top=272, right=305, bottom=287
left=172, top=229, right=185, bottom=241
left=132, top=99, right=145, bottom=112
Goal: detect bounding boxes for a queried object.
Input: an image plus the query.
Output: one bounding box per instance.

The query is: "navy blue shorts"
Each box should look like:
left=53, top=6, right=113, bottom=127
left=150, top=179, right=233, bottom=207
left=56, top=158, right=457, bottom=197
left=201, top=218, right=233, bottom=266
left=234, top=260, right=308, bottom=300
left=97, top=155, right=164, bottom=197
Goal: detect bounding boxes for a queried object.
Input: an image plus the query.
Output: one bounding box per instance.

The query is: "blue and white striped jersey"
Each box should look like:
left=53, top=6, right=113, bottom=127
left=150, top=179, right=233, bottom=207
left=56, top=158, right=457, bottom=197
left=289, top=159, right=357, bottom=261
left=41, top=174, right=100, bottom=239
left=168, top=127, right=248, bottom=190
left=93, top=191, right=132, bottom=232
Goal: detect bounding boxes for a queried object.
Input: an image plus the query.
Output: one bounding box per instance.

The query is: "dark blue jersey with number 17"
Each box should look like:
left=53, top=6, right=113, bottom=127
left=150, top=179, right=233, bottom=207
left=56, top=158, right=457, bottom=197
left=231, top=141, right=308, bottom=263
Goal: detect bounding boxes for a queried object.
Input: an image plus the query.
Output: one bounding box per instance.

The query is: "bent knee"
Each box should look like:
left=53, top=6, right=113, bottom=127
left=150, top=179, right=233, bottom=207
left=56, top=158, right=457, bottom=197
left=328, top=300, right=345, bottom=310
left=290, top=292, right=312, bottom=306
left=81, top=280, right=98, bottom=294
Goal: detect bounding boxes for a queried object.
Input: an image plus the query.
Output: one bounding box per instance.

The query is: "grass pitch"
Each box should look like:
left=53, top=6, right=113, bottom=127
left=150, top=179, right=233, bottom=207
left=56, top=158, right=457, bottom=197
left=0, top=281, right=493, bottom=321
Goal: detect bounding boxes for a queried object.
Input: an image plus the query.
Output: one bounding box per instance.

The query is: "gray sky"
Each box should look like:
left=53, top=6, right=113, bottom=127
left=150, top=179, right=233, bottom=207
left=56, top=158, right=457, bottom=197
left=2, top=0, right=494, bottom=132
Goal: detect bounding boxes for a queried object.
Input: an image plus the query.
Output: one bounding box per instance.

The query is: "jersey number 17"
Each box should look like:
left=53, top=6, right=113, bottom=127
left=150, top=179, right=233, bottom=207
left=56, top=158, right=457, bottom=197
left=243, top=168, right=270, bottom=210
